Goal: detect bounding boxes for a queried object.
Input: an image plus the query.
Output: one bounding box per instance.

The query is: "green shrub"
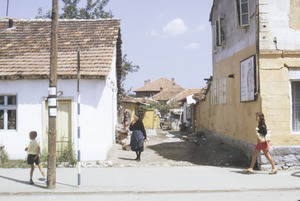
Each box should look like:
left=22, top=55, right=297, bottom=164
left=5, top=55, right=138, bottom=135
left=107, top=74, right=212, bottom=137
left=56, top=141, right=77, bottom=166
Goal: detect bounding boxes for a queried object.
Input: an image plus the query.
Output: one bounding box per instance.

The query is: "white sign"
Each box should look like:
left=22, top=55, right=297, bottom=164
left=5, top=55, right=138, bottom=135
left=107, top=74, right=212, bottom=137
left=240, top=55, right=256, bottom=102
left=48, top=87, right=57, bottom=96
left=49, top=108, right=57, bottom=117
left=48, top=98, right=57, bottom=106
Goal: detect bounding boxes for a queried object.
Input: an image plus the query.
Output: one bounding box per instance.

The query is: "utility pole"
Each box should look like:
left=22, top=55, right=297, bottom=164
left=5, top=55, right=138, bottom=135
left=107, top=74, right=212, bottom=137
left=47, top=0, right=58, bottom=189
left=6, top=0, right=9, bottom=17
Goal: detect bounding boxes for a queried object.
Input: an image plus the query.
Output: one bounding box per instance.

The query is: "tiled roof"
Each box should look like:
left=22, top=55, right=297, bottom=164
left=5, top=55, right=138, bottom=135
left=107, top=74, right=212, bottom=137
left=152, top=85, right=185, bottom=101
left=134, top=78, right=183, bottom=92
left=0, top=18, right=122, bottom=86
left=168, top=88, right=204, bottom=103
left=193, top=86, right=208, bottom=102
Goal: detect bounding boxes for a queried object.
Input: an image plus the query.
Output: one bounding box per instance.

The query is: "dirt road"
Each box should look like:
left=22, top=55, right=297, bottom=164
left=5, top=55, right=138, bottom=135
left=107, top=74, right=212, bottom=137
left=106, top=129, right=249, bottom=168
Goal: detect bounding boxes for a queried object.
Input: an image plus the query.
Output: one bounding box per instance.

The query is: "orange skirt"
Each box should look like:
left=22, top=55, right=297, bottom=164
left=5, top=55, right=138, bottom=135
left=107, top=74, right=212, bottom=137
left=255, top=140, right=270, bottom=150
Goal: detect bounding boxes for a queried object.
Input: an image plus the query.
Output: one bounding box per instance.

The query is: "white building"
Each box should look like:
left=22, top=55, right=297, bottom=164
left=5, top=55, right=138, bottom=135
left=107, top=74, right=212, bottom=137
left=0, top=18, right=122, bottom=161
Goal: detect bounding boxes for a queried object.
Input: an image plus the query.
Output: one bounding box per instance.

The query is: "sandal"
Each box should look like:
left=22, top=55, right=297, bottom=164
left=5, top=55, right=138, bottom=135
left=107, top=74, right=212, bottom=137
left=269, top=169, right=277, bottom=175
left=243, top=168, right=253, bottom=174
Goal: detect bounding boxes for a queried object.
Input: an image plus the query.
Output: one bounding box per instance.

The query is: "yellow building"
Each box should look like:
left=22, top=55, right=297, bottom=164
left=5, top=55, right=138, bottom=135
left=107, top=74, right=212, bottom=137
left=196, top=0, right=300, bottom=170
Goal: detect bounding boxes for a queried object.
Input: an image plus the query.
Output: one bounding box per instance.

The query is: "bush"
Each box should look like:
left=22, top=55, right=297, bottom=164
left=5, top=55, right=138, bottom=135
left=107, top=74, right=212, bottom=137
left=1, top=146, right=9, bottom=164
left=56, top=141, right=77, bottom=166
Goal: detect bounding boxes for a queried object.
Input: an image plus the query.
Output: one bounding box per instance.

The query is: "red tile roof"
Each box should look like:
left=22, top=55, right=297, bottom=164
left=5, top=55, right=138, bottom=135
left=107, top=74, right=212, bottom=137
left=0, top=18, right=122, bottom=86
left=134, top=78, right=183, bottom=92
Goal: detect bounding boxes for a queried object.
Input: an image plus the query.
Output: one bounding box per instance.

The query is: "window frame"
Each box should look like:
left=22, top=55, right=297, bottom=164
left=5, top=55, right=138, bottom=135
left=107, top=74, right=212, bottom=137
left=215, top=17, right=226, bottom=47
left=291, top=81, right=300, bottom=134
left=236, top=0, right=250, bottom=27
left=0, top=95, right=17, bottom=131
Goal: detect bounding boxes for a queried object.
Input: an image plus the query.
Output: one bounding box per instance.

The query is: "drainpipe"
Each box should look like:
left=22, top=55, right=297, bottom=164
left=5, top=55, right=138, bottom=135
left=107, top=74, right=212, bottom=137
left=256, top=0, right=262, bottom=112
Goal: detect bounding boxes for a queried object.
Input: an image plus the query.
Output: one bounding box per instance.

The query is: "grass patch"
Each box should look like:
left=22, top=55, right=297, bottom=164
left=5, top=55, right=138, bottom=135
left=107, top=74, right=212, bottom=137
left=0, top=159, right=30, bottom=168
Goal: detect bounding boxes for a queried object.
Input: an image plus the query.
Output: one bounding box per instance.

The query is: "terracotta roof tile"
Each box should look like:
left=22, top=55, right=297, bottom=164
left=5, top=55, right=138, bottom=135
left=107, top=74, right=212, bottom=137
left=168, top=88, right=204, bottom=103
left=152, top=85, right=185, bottom=101
left=0, top=18, right=122, bottom=81
left=134, top=78, right=183, bottom=92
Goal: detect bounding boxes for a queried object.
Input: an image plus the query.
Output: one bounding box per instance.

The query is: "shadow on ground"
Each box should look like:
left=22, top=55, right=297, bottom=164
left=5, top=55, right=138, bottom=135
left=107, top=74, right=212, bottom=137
left=147, top=131, right=249, bottom=168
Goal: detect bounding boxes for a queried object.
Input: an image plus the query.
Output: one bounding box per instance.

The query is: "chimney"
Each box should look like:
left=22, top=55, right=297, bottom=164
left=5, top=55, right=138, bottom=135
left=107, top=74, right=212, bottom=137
left=171, top=78, right=175, bottom=85
left=148, top=79, right=150, bottom=84
left=8, top=19, right=13, bottom=28
left=144, top=80, right=147, bottom=85
left=160, top=87, right=163, bottom=91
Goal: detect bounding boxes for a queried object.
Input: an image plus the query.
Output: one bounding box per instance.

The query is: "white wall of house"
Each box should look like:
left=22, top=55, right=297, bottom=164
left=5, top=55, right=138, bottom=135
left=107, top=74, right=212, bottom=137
left=259, top=0, right=300, bottom=50
left=0, top=80, right=48, bottom=160
left=0, top=60, right=118, bottom=161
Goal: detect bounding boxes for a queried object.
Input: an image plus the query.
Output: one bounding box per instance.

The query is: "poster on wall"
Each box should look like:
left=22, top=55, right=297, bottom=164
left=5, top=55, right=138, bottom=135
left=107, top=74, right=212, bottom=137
left=240, top=55, right=256, bottom=102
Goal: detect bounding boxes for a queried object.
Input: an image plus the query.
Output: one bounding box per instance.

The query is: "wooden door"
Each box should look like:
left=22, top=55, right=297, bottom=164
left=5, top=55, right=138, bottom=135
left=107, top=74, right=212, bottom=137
left=43, top=99, right=72, bottom=154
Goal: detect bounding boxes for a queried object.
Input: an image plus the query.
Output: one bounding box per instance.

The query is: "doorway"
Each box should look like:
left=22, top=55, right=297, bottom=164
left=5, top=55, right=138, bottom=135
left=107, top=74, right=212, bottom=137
left=43, top=99, right=72, bottom=155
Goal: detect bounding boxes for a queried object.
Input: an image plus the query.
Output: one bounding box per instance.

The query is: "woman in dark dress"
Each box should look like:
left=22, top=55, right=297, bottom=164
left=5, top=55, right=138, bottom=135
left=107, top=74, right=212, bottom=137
left=129, top=114, right=147, bottom=162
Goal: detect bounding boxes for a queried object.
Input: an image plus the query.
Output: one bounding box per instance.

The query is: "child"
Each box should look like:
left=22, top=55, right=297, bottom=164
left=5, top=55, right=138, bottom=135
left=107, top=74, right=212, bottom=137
left=243, top=112, right=277, bottom=174
left=25, top=131, right=46, bottom=184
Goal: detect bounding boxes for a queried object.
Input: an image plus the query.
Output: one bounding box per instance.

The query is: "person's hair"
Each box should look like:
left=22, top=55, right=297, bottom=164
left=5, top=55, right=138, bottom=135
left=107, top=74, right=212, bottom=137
left=256, top=112, right=265, bottom=122
left=29, top=131, right=37, bottom=138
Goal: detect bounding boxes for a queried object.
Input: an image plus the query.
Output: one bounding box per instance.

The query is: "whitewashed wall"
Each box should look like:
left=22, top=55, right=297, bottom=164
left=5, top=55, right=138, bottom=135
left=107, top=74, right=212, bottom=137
left=0, top=63, right=118, bottom=161
left=0, top=80, right=48, bottom=160
left=259, top=0, right=300, bottom=50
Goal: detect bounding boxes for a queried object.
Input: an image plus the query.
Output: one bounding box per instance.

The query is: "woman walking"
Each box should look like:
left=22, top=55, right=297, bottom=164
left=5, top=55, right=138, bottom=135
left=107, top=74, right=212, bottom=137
left=129, top=114, right=147, bottom=162
left=243, top=112, right=277, bottom=174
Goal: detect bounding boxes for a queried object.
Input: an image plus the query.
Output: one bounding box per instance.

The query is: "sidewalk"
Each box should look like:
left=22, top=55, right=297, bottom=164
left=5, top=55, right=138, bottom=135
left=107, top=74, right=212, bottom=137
left=0, top=166, right=299, bottom=195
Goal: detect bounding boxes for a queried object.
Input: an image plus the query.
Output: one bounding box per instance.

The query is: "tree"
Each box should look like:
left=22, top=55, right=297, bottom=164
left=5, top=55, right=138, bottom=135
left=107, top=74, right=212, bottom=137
left=36, top=0, right=113, bottom=19
left=120, top=54, right=140, bottom=94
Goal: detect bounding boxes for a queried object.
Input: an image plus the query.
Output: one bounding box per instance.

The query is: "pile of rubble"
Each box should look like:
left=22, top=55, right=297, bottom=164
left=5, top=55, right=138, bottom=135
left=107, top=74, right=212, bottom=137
left=115, top=124, right=131, bottom=151
left=180, top=132, right=207, bottom=145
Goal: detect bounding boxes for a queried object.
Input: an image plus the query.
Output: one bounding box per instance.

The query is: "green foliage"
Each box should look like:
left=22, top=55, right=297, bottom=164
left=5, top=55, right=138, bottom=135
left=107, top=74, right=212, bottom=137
left=0, top=146, right=8, bottom=164
left=138, top=101, right=179, bottom=117
left=121, top=54, right=140, bottom=83
left=119, top=54, right=140, bottom=95
left=35, top=0, right=113, bottom=19
left=0, top=160, right=29, bottom=168
left=56, top=141, right=77, bottom=166
left=40, top=148, right=48, bottom=163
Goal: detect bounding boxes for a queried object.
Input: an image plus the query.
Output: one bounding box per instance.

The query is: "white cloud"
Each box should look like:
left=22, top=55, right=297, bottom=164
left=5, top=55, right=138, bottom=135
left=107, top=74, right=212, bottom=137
left=184, top=42, right=199, bottom=49
left=194, top=24, right=206, bottom=32
left=150, top=30, right=159, bottom=36
left=162, top=18, right=187, bottom=37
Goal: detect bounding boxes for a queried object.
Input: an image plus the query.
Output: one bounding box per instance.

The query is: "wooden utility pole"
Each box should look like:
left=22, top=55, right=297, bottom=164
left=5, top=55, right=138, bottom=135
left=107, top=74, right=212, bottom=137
left=47, top=0, right=58, bottom=189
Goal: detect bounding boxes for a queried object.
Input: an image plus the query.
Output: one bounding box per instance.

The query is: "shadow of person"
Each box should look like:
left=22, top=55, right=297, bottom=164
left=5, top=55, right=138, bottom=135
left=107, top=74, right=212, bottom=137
left=118, top=157, right=136, bottom=161
left=291, top=172, right=300, bottom=178
left=0, top=175, right=46, bottom=189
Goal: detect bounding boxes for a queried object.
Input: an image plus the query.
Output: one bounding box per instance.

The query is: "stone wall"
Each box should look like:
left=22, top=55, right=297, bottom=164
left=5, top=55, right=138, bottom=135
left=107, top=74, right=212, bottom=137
left=204, top=129, right=300, bottom=170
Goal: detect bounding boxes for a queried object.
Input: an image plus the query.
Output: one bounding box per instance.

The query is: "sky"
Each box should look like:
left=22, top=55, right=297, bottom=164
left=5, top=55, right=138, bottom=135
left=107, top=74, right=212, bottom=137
left=0, top=0, right=214, bottom=93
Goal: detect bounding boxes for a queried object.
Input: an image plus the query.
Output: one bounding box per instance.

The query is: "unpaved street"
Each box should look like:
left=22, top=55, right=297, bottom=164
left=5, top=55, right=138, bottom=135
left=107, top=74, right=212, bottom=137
left=107, top=129, right=249, bottom=168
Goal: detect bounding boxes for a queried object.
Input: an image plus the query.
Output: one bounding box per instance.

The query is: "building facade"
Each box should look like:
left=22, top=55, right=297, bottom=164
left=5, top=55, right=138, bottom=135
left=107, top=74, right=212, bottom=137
left=196, top=0, right=300, bottom=169
left=0, top=19, right=122, bottom=161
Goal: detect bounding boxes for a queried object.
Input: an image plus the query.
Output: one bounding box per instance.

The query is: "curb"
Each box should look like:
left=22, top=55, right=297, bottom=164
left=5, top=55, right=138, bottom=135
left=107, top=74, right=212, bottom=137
left=1, top=187, right=300, bottom=196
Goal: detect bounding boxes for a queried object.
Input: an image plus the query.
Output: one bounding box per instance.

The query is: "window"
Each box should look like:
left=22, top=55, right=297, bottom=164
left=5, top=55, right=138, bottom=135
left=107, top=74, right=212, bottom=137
left=214, top=17, right=226, bottom=47
left=216, top=17, right=226, bottom=47
left=236, top=0, right=250, bottom=27
left=220, top=77, right=227, bottom=104
left=0, top=95, right=17, bottom=130
left=211, top=80, right=218, bottom=105
left=292, top=82, right=300, bottom=132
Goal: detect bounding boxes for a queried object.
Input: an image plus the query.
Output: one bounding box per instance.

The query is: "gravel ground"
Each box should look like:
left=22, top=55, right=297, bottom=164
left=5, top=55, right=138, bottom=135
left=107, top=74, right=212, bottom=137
left=104, top=129, right=249, bottom=168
